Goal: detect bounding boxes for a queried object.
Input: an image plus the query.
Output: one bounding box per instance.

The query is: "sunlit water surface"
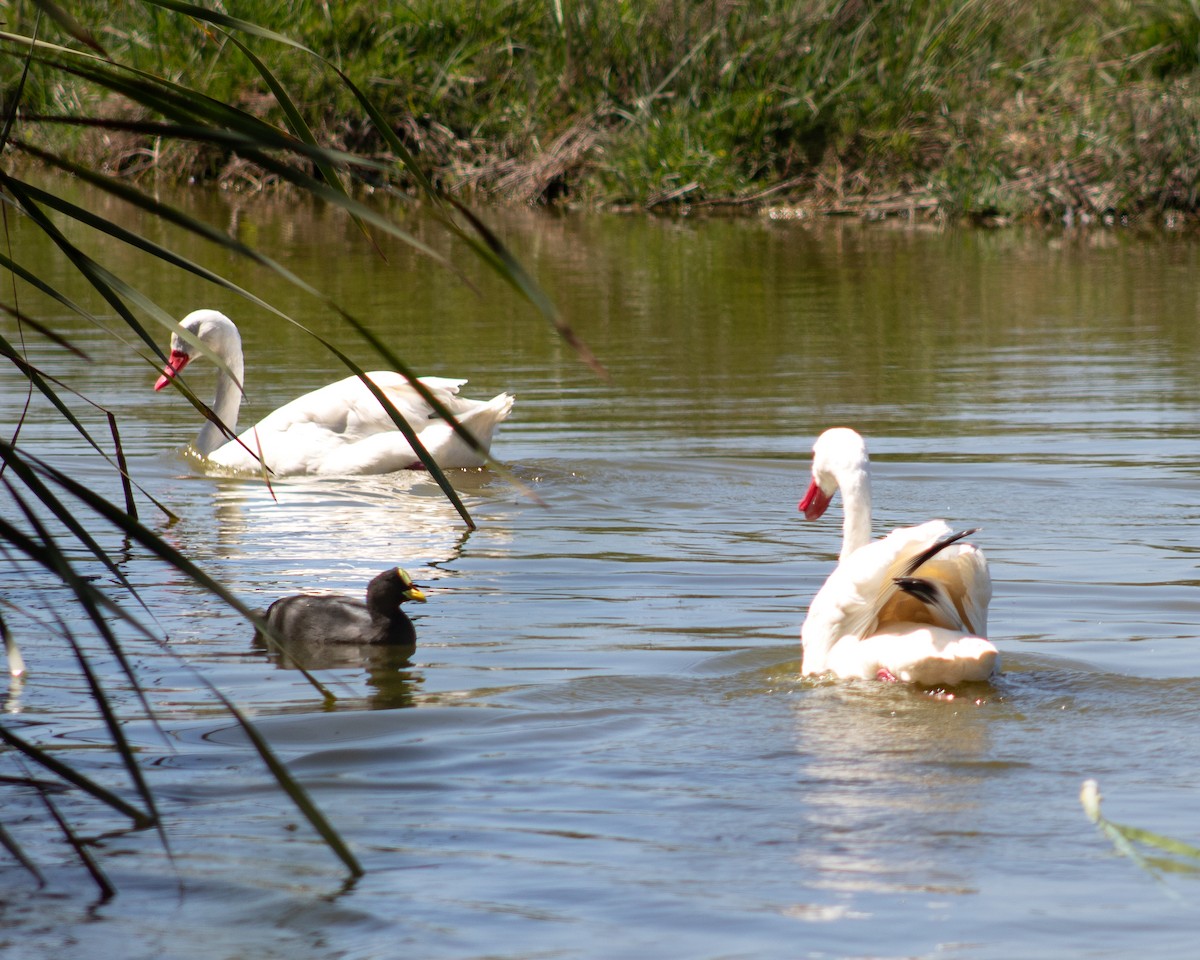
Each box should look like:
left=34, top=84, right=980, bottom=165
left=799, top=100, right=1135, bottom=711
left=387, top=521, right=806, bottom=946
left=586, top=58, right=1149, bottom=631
left=3, top=189, right=1200, bottom=959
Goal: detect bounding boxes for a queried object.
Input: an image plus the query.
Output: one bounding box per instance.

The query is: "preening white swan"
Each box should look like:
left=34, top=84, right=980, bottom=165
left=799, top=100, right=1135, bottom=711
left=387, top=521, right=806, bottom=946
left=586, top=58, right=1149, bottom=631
left=154, top=309, right=514, bottom=475
left=798, top=427, right=998, bottom=685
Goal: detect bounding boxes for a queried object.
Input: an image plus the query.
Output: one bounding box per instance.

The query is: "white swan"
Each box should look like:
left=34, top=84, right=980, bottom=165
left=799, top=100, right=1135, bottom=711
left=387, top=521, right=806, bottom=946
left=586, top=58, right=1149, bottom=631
left=798, top=427, right=998, bottom=685
left=153, top=309, right=514, bottom=475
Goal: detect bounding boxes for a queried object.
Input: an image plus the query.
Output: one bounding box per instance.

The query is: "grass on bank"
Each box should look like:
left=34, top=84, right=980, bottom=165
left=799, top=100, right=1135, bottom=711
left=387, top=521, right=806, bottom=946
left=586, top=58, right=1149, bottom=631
left=6, top=0, right=1200, bottom=222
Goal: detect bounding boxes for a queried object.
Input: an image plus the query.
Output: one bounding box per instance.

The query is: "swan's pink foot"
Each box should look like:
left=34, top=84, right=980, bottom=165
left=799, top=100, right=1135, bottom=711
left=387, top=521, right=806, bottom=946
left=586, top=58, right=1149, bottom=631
left=876, top=668, right=899, bottom=682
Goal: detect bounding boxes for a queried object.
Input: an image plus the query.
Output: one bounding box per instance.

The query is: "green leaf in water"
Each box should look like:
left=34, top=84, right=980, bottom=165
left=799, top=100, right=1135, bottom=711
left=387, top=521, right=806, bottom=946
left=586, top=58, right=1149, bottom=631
left=1081, top=778, right=1200, bottom=899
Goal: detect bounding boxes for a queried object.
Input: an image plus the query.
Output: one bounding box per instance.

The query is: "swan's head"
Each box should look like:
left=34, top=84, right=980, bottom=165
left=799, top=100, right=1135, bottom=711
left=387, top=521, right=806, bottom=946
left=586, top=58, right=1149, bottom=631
left=368, top=568, right=428, bottom=610
left=154, top=309, right=240, bottom=390
left=799, top=427, right=869, bottom=520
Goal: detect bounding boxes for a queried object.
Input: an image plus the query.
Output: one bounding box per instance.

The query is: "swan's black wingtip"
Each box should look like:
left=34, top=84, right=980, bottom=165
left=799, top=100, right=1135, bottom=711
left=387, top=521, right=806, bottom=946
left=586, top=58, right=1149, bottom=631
left=902, top=527, right=981, bottom=576
left=893, top=575, right=940, bottom=606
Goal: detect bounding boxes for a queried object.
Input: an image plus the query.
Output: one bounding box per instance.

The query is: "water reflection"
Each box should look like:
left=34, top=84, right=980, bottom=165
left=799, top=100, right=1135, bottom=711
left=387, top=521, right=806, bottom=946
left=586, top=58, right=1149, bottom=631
left=791, top=680, right=994, bottom=897
left=5, top=674, right=25, bottom=715
left=150, top=466, right=511, bottom=592
left=253, top=632, right=421, bottom=710
left=206, top=472, right=474, bottom=561
left=8, top=180, right=1200, bottom=957
left=202, top=473, right=502, bottom=710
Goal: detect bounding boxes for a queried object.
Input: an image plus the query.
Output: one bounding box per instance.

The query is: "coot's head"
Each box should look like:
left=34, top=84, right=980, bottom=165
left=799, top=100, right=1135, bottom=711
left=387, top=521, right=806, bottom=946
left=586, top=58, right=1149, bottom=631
left=368, top=567, right=427, bottom=612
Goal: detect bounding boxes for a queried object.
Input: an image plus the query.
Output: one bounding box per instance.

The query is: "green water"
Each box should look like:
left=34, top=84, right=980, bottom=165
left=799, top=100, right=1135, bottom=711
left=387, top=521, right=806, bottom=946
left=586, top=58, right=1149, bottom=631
left=3, top=182, right=1200, bottom=958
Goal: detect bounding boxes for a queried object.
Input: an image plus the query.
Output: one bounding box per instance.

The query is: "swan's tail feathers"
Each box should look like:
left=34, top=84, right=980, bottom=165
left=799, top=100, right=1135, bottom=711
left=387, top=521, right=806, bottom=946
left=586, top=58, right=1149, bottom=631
left=457, top=390, right=515, bottom=432
left=422, top=392, right=515, bottom=468
left=900, top=527, right=979, bottom=577
left=484, top=391, right=516, bottom=423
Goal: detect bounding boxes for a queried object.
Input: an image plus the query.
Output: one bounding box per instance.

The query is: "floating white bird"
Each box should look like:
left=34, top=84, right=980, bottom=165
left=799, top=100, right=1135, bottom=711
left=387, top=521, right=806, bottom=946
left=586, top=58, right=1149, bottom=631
left=798, top=427, right=998, bottom=685
left=153, top=309, right=514, bottom=475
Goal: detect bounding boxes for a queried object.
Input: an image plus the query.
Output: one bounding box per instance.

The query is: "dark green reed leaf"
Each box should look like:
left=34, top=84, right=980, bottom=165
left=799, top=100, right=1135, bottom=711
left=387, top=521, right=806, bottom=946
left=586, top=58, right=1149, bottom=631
left=7, top=126, right=455, bottom=299
left=0, top=0, right=599, bottom=892
left=0, top=17, right=35, bottom=151
left=0, top=172, right=169, bottom=355
left=1, top=337, right=178, bottom=521
left=4, top=446, right=337, bottom=702
left=0, top=296, right=93, bottom=357
left=326, top=310, right=544, bottom=509
left=1, top=499, right=354, bottom=879
left=329, top=62, right=441, bottom=200
left=38, top=780, right=115, bottom=899
left=139, top=0, right=316, bottom=54
left=219, top=31, right=381, bottom=254
left=213, top=694, right=363, bottom=879
left=446, top=198, right=610, bottom=381
left=1, top=493, right=166, bottom=839
left=1, top=477, right=354, bottom=879
left=0, top=816, right=45, bottom=888
left=293, top=340, right=475, bottom=529
left=7, top=140, right=331, bottom=287
left=6, top=168, right=280, bottom=319
left=333, top=66, right=607, bottom=379
left=26, top=0, right=106, bottom=55
left=0, top=506, right=164, bottom=712
left=1, top=177, right=261, bottom=460
left=3, top=155, right=468, bottom=510
left=107, top=413, right=137, bottom=521
left=0, top=447, right=144, bottom=604
left=4, top=157, right=476, bottom=522
left=0, top=726, right=151, bottom=828
left=119, top=1, right=600, bottom=378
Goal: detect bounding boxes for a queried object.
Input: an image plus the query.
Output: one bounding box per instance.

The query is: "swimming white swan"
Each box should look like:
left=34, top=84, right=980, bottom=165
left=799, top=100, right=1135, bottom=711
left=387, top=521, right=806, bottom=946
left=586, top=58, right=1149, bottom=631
left=798, top=427, right=998, bottom=685
left=154, top=309, right=514, bottom=475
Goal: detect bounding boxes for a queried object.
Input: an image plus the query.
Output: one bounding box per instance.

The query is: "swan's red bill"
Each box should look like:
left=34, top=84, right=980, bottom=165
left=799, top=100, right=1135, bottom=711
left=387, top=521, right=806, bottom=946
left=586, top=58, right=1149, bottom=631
left=154, top=349, right=191, bottom=391
left=799, top=479, right=833, bottom=520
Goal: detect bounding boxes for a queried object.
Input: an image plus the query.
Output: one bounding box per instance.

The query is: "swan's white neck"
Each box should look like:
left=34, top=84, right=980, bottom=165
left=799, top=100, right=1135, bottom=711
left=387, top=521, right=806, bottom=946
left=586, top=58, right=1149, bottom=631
left=197, top=350, right=244, bottom=456
left=836, top=464, right=873, bottom=561
left=174, top=310, right=245, bottom=457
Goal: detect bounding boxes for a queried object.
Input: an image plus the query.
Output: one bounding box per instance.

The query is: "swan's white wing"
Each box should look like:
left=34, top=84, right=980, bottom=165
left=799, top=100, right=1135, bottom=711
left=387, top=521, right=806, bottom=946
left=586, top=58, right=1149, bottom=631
left=801, top=520, right=954, bottom=674
left=255, top=373, right=431, bottom=438
left=210, top=418, right=366, bottom=474
left=802, top=522, right=995, bottom=680
left=208, top=373, right=513, bottom=475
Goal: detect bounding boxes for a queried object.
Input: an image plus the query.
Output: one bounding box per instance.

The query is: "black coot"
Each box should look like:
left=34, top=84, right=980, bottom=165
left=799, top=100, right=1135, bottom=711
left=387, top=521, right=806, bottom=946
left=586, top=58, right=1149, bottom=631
left=261, top=568, right=427, bottom=652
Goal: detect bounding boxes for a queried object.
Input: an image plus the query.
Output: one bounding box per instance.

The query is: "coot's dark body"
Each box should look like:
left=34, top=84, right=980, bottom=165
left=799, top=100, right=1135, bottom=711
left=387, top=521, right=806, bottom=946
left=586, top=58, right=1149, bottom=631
left=262, top=568, right=427, bottom=652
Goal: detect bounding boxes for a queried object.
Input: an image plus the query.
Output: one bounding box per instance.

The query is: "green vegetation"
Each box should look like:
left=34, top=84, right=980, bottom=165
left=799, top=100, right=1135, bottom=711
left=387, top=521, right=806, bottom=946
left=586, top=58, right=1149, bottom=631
left=1082, top=779, right=1200, bottom=897
left=6, top=0, right=1200, bottom=222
